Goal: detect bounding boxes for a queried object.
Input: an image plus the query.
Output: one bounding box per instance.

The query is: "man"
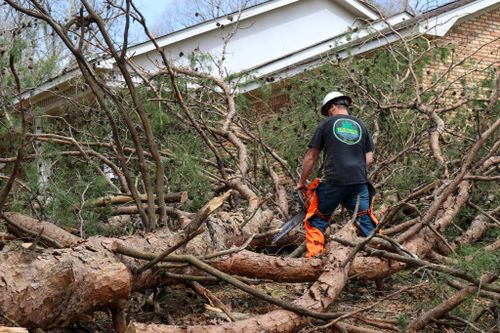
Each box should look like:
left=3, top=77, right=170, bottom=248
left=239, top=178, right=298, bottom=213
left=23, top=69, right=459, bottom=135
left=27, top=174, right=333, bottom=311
left=296, top=91, right=378, bottom=258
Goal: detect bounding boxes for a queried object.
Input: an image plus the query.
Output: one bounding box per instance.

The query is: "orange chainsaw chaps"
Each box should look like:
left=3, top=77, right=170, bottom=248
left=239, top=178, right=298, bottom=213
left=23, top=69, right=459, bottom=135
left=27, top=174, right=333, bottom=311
left=367, top=186, right=380, bottom=226
left=304, top=221, right=324, bottom=258
left=303, top=178, right=324, bottom=258
left=303, top=177, right=321, bottom=222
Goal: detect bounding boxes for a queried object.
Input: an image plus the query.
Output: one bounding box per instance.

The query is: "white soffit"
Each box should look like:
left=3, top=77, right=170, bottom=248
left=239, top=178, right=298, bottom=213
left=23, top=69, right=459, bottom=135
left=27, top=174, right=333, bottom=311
left=16, top=69, right=80, bottom=102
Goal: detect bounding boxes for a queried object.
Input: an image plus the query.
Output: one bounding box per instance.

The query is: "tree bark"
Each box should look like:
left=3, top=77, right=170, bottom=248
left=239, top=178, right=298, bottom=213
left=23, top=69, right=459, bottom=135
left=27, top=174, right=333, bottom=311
left=453, top=214, right=490, bottom=248
left=0, top=239, right=131, bottom=328
left=80, top=192, right=188, bottom=209
left=2, top=213, right=82, bottom=248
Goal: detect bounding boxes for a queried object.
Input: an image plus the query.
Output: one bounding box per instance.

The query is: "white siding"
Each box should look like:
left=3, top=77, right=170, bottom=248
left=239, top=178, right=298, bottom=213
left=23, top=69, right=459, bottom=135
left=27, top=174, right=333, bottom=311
left=126, top=0, right=365, bottom=77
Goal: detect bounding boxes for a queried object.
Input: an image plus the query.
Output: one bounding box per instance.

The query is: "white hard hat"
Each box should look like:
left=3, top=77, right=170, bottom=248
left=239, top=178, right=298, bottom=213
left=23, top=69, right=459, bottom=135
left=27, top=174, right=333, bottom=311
left=321, top=91, right=352, bottom=116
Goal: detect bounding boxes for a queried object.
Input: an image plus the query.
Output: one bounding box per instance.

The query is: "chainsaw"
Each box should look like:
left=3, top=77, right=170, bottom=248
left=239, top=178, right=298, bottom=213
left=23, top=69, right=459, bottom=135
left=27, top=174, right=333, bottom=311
left=271, top=191, right=307, bottom=245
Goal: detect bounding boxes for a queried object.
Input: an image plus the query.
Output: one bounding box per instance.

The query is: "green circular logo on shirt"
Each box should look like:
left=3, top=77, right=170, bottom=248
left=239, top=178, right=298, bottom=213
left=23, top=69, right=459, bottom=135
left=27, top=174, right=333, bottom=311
left=333, top=118, right=362, bottom=145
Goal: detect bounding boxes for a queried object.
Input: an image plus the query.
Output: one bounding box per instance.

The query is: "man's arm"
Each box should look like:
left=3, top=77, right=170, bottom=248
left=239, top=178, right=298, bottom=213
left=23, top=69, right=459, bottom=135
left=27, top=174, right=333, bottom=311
left=365, top=151, right=374, bottom=167
left=296, top=147, right=321, bottom=190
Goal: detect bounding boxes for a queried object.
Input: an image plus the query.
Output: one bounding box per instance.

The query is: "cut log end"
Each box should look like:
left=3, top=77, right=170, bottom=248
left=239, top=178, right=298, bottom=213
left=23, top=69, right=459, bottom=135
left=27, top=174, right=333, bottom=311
left=179, top=191, right=188, bottom=204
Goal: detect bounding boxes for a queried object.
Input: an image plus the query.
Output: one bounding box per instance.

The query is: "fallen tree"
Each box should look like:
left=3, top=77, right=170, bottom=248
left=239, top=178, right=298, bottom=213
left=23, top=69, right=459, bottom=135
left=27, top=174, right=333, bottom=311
left=1, top=1, right=499, bottom=332
left=2, top=184, right=498, bottom=332
left=1, top=82, right=498, bottom=333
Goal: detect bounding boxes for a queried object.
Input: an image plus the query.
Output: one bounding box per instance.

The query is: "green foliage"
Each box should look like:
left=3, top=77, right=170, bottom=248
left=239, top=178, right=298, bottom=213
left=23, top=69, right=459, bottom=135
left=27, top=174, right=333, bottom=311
left=396, top=313, right=410, bottom=331
left=431, top=46, right=450, bottom=64
left=9, top=151, right=112, bottom=235
left=167, top=142, right=212, bottom=210
left=453, top=244, right=499, bottom=279
left=0, top=37, right=59, bottom=91
left=139, top=87, right=214, bottom=210
left=188, top=52, right=214, bottom=73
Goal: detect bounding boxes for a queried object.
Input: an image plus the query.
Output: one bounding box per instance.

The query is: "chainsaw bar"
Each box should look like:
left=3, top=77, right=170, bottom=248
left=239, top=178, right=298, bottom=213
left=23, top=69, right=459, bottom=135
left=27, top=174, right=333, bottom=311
left=271, top=191, right=307, bottom=245
left=271, top=210, right=306, bottom=245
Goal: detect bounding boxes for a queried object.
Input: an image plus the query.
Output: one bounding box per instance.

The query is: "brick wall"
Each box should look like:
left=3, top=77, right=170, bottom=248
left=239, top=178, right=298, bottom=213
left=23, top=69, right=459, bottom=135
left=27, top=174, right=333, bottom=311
left=244, top=80, right=291, bottom=117
left=423, top=7, right=500, bottom=97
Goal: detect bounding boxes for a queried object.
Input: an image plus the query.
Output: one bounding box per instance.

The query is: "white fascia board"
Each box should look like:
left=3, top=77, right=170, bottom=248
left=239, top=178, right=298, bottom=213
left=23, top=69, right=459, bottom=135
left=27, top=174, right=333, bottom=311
left=15, top=69, right=81, bottom=103
left=124, top=0, right=300, bottom=58
left=420, top=0, right=500, bottom=36
left=342, top=0, right=379, bottom=20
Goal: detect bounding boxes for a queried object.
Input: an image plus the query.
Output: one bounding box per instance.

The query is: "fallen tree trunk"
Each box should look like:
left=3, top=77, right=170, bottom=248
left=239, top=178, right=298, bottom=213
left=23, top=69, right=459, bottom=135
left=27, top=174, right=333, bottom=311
left=0, top=240, right=131, bottom=328
left=0, top=222, right=470, bottom=331
left=0, top=211, right=354, bottom=331
left=78, top=192, right=188, bottom=209
left=0, top=213, right=422, bottom=287
left=206, top=250, right=321, bottom=283
left=2, top=212, right=82, bottom=248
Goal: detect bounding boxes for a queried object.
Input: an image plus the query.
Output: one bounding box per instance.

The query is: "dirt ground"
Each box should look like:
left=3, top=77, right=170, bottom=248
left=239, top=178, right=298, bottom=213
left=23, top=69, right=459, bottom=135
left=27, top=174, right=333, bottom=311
left=61, top=268, right=496, bottom=333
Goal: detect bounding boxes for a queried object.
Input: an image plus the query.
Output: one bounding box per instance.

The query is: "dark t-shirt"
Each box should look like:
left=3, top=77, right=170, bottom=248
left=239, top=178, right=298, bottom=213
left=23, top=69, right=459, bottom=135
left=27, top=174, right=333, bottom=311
left=308, top=114, right=374, bottom=185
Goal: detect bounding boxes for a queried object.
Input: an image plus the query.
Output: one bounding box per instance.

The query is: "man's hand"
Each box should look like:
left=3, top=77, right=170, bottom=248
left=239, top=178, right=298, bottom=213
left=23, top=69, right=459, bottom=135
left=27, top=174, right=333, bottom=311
left=365, top=151, right=374, bottom=167
left=295, top=182, right=307, bottom=191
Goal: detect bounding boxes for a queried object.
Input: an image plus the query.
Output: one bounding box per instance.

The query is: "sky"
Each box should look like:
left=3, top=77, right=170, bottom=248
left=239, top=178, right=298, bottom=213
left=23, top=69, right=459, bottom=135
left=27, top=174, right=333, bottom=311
left=124, top=0, right=175, bottom=43
left=132, top=0, right=171, bottom=27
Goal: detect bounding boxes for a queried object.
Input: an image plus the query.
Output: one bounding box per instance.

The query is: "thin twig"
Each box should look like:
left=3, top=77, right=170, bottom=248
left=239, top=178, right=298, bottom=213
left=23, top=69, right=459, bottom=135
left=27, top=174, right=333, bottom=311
left=77, top=182, right=92, bottom=239
left=467, top=200, right=500, bottom=227
left=136, top=228, right=204, bottom=274
left=320, top=282, right=427, bottom=329
left=445, top=314, right=485, bottom=333
left=189, top=281, right=235, bottom=321
left=426, top=223, right=456, bottom=255
left=373, top=234, right=418, bottom=258
left=204, top=234, right=255, bottom=260
left=0, top=52, right=27, bottom=212
left=240, top=197, right=271, bottom=229
left=28, top=227, right=44, bottom=250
